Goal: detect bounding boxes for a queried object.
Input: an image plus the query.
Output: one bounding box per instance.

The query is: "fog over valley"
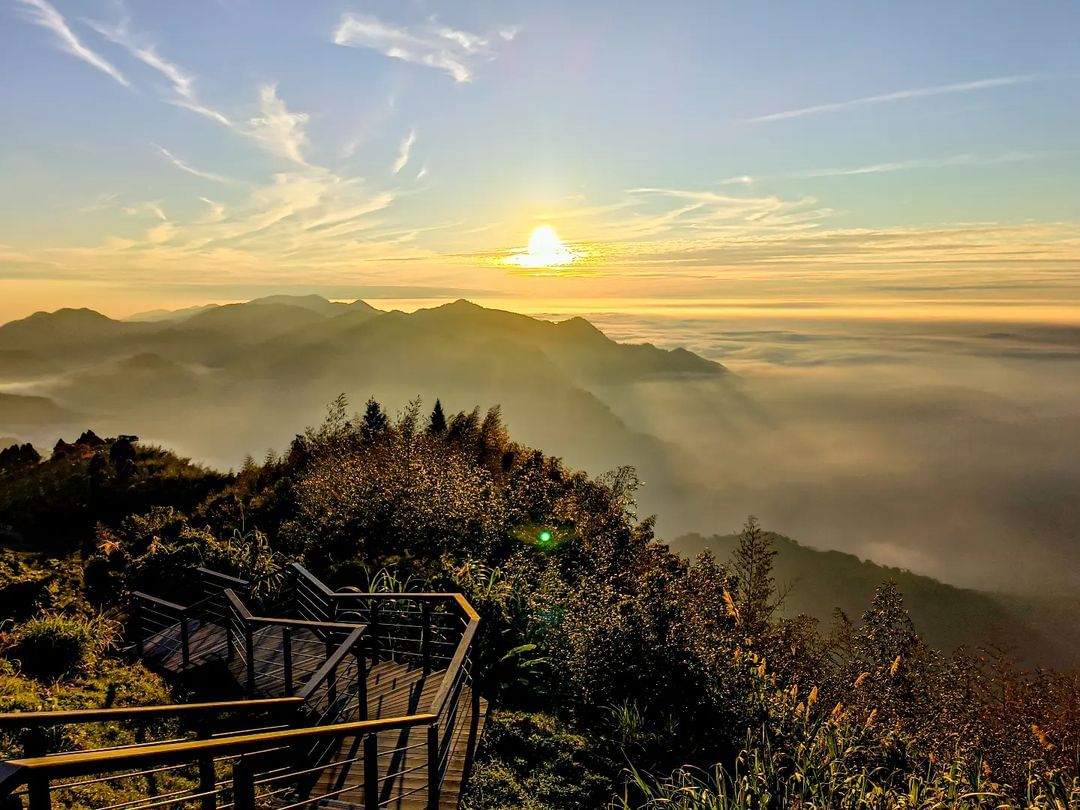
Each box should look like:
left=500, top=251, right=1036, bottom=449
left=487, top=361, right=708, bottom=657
left=2, top=296, right=1078, bottom=603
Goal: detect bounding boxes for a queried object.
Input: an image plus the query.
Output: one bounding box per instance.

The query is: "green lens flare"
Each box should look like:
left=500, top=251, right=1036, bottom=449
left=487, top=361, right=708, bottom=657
left=538, top=530, right=553, bottom=544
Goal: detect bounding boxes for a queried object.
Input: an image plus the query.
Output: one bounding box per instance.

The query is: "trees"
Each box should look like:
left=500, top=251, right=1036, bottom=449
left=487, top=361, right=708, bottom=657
left=428, top=398, right=447, bottom=435
left=730, top=516, right=779, bottom=641
left=360, top=397, right=389, bottom=444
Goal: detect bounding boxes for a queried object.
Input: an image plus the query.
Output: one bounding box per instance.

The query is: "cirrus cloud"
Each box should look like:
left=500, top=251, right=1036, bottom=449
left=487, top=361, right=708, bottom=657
left=333, top=13, right=518, bottom=83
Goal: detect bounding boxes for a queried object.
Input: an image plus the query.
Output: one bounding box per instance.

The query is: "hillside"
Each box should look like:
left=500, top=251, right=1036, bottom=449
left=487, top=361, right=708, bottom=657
left=1, top=413, right=1075, bottom=809
left=676, top=531, right=1080, bottom=666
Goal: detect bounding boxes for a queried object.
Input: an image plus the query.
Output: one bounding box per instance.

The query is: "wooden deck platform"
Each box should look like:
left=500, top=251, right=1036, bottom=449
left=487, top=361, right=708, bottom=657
left=139, top=619, right=485, bottom=808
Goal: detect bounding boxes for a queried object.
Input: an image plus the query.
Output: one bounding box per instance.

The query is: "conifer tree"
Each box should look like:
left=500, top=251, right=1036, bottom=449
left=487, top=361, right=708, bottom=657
left=360, top=397, right=389, bottom=443
left=428, top=399, right=447, bottom=435
left=731, top=515, right=779, bottom=640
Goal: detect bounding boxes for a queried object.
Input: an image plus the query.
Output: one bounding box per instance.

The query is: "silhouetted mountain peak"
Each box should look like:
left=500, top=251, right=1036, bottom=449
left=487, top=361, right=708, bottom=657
left=22, top=307, right=114, bottom=326
left=0, top=307, right=132, bottom=350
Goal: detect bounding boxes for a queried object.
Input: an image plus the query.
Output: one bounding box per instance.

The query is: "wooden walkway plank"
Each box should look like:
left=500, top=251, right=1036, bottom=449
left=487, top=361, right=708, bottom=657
left=134, top=584, right=484, bottom=809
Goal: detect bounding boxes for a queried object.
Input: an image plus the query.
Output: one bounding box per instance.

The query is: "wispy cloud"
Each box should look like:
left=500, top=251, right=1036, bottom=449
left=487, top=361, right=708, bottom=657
left=333, top=14, right=517, bottom=82
left=85, top=15, right=232, bottom=126
left=785, top=151, right=1044, bottom=179
left=77, top=12, right=312, bottom=168
left=744, top=74, right=1043, bottom=123
left=15, top=0, right=129, bottom=87
left=122, top=201, right=167, bottom=221
left=392, top=130, right=416, bottom=174
left=246, top=84, right=310, bottom=165
left=155, top=145, right=236, bottom=184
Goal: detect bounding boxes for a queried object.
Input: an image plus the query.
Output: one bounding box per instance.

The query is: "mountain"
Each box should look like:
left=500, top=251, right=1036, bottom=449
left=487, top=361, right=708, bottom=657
left=0, top=299, right=727, bottom=496
left=126, top=296, right=382, bottom=323
left=126, top=304, right=219, bottom=322
left=0, top=308, right=144, bottom=353
left=0, top=393, right=81, bottom=428
left=676, top=531, right=1080, bottom=666
left=247, top=294, right=381, bottom=317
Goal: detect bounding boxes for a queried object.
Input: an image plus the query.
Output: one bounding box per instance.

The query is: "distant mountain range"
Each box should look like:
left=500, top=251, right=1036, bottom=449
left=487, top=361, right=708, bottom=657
left=2, top=294, right=1078, bottom=666
left=0, top=297, right=736, bottom=500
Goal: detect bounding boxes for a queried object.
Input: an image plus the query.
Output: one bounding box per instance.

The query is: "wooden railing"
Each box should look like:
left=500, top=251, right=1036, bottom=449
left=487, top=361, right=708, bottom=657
left=222, top=588, right=363, bottom=698
left=0, top=564, right=481, bottom=810
left=131, top=568, right=252, bottom=669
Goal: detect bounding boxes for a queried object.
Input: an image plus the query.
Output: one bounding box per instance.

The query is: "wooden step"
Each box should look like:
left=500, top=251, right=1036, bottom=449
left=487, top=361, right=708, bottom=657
left=307, top=665, right=485, bottom=809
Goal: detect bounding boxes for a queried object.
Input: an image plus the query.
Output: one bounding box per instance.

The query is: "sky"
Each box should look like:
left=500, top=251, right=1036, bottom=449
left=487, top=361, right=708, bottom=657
left=1, top=0, right=1079, bottom=322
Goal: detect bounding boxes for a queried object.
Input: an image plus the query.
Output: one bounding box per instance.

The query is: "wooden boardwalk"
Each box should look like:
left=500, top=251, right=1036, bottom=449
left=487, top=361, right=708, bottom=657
left=313, top=661, right=487, bottom=809
left=140, top=619, right=486, bottom=809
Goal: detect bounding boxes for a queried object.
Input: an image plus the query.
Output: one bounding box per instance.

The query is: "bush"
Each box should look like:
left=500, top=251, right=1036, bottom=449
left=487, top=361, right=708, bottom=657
left=0, top=551, right=54, bottom=620
left=8, top=613, right=113, bottom=681
left=462, top=711, right=614, bottom=810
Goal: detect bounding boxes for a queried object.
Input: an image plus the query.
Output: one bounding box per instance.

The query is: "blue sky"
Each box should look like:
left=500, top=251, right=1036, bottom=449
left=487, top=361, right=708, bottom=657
left=1, top=0, right=1078, bottom=320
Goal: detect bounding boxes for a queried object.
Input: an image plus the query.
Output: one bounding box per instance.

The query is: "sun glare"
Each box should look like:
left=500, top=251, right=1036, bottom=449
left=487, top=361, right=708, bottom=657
left=505, top=225, right=577, bottom=268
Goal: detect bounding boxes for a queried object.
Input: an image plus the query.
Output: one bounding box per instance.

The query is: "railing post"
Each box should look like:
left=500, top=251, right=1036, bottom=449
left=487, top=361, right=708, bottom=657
left=132, top=597, right=144, bottom=658
left=427, top=722, right=440, bottom=810
left=421, top=601, right=432, bottom=674
left=245, top=625, right=256, bottom=695
left=282, top=626, right=293, bottom=695
left=196, top=727, right=218, bottom=810
left=180, top=609, right=191, bottom=669
left=370, top=602, right=381, bottom=663
left=355, top=640, right=368, bottom=720
left=27, top=773, right=50, bottom=810
left=232, top=756, right=256, bottom=810
left=364, top=733, right=379, bottom=810
left=225, top=614, right=234, bottom=662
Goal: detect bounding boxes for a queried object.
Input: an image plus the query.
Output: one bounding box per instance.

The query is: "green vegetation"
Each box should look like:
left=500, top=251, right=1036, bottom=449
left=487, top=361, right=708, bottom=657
left=1, top=404, right=1078, bottom=808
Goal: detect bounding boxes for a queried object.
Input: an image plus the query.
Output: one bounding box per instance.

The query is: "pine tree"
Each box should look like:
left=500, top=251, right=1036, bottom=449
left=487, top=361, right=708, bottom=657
left=360, top=397, right=389, bottom=443
left=731, top=515, right=778, bottom=640
left=427, top=399, right=447, bottom=435
left=855, top=579, right=920, bottom=669
left=478, top=406, right=509, bottom=470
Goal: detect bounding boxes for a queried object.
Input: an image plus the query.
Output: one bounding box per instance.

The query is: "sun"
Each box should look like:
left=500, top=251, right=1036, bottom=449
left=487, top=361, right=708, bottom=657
left=504, top=225, right=577, bottom=268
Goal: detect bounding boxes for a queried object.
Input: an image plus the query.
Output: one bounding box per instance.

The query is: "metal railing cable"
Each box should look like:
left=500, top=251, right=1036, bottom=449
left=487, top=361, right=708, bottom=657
left=0, top=565, right=481, bottom=810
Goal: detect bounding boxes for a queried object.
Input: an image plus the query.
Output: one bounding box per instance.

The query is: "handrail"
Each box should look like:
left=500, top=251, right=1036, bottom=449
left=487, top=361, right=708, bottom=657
left=330, top=590, right=481, bottom=621
left=223, top=588, right=360, bottom=632
left=428, top=620, right=478, bottom=717
left=295, top=628, right=365, bottom=703
left=195, top=567, right=248, bottom=589
left=318, top=582, right=480, bottom=715
left=131, top=591, right=186, bottom=613
left=2, top=713, right=435, bottom=780
left=0, top=698, right=302, bottom=728
left=6, top=565, right=482, bottom=809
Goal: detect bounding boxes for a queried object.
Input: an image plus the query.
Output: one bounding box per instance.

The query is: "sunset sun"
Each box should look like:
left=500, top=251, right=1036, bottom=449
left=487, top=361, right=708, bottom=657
left=505, top=224, right=577, bottom=268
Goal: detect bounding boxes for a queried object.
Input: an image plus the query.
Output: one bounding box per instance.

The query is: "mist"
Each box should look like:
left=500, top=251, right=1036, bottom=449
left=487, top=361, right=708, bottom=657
left=2, top=301, right=1079, bottom=598
left=579, top=311, right=1080, bottom=595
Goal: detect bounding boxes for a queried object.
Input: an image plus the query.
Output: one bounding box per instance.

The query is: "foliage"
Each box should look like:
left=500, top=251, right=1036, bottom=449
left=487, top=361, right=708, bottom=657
left=462, top=711, right=613, bottom=810
left=0, top=431, right=227, bottom=553
left=6, top=612, right=115, bottom=681
left=0, top=549, right=55, bottom=620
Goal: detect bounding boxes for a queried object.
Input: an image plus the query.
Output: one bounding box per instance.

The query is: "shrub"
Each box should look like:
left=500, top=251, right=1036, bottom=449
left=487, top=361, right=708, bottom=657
left=462, top=711, right=614, bottom=810
left=8, top=613, right=113, bottom=681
